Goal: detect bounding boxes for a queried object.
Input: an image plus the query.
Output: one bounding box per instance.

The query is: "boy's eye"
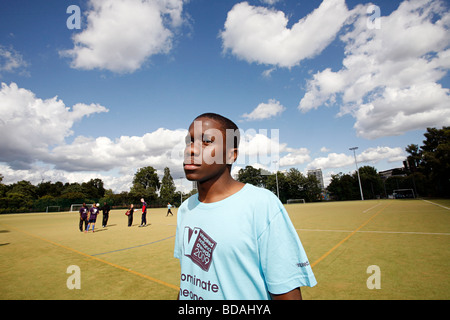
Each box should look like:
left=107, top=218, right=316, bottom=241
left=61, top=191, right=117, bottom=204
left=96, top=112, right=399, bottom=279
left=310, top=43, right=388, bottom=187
left=184, top=135, right=214, bottom=145
left=202, top=136, right=214, bottom=144
left=185, top=135, right=193, bottom=145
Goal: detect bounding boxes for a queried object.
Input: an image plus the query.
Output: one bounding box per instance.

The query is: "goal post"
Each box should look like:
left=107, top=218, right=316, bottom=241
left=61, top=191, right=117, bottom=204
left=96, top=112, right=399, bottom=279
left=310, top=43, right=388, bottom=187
left=70, top=203, right=93, bottom=212
left=287, top=199, right=306, bottom=204
left=393, top=189, right=415, bottom=199
left=46, top=206, right=60, bottom=213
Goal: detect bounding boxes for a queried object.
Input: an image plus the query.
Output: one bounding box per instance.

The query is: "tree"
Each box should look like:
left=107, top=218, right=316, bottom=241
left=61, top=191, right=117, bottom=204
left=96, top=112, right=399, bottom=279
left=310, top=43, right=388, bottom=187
left=405, top=127, right=450, bottom=197
left=62, top=182, right=83, bottom=194
left=82, top=178, right=105, bottom=199
left=37, top=181, right=63, bottom=198
left=357, top=166, right=383, bottom=199
left=304, top=173, right=322, bottom=202
left=236, top=166, right=266, bottom=187
left=160, top=167, right=176, bottom=204
left=420, top=127, right=450, bottom=196
left=265, top=171, right=290, bottom=203
left=286, top=168, right=305, bottom=200
left=7, top=180, right=37, bottom=200
left=327, top=173, right=359, bottom=201
left=131, top=166, right=160, bottom=201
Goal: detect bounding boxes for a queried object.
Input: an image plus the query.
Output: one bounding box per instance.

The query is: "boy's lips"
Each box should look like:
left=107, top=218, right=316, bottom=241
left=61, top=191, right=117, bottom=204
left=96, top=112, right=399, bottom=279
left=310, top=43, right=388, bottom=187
left=183, top=160, right=201, bottom=170
left=183, top=163, right=200, bottom=170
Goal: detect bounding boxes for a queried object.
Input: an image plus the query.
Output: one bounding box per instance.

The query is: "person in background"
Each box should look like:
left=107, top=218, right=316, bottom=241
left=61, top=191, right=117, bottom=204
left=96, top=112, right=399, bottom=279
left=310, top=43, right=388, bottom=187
left=86, top=203, right=99, bottom=233
left=102, top=201, right=111, bottom=228
left=127, top=203, right=134, bottom=227
left=139, top=198, right=148, bottom=227
left=166, top=203, right=173, bottom=216
left=79, top=203, right=88, bottom=232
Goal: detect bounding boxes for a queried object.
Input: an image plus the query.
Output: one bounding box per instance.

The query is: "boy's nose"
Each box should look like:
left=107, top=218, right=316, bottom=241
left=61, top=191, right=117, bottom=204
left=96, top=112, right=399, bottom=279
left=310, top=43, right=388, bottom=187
left=185, top=140, right=201, bottom=158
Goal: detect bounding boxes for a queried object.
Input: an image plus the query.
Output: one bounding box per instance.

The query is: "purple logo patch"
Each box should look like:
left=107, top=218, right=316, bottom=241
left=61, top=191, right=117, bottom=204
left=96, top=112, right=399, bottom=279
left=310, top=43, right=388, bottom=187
left=183, top=227, right=217, bottom=271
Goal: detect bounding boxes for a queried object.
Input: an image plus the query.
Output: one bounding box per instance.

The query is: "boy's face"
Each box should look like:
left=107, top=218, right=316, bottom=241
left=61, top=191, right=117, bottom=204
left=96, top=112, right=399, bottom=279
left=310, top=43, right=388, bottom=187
left=183, top=117, right=237, bottom=182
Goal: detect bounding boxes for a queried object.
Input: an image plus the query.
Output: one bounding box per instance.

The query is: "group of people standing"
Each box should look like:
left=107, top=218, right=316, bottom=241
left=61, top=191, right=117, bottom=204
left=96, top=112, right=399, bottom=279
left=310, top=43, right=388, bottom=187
left=125, top=198, right=148, bottom=227
left=79, top=198, right=173, bottom=232
left=78, top=201, right=110, bottom=232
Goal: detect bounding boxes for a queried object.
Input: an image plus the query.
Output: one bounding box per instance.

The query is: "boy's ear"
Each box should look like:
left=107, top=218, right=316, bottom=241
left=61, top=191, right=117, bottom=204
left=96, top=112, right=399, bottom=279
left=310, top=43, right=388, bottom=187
left=226, top=148, right=238, bottom=165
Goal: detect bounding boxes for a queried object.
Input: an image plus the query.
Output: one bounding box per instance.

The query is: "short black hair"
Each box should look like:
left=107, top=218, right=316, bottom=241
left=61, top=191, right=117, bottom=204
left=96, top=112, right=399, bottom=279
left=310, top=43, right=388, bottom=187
left=194, top=113, right=240, bottom=149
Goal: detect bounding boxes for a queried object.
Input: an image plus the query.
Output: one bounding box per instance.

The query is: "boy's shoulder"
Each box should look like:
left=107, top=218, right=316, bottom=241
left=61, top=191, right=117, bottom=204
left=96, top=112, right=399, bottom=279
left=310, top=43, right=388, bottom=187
left=179, top=184, right=279, bottom=210
left=243, top=183, right=275, bottom=196
left=243, top=184, right=284, bottom=213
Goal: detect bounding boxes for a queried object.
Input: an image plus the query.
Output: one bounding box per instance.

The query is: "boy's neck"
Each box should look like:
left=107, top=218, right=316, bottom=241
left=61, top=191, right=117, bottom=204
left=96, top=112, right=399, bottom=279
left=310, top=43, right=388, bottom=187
left=197, top=171, right=245, bottom=203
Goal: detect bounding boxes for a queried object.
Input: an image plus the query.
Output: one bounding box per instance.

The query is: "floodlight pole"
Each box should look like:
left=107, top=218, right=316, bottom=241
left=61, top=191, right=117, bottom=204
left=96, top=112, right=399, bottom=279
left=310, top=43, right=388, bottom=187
left=349, top=147, right=364, bottom=201
left=273, top=161, right=280, bottom=199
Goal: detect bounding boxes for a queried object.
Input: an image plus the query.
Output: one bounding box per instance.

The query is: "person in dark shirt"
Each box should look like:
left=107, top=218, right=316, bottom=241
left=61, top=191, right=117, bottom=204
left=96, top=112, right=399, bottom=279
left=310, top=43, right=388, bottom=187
left=86, top=203, right=99, bottom=233
left=79, top=203, right=88, bottom=232
left=102, top=202, right=111, bottom=228
left=127, top=204, right=134, bottom=227
left=139, top=198, right=148, bottom=227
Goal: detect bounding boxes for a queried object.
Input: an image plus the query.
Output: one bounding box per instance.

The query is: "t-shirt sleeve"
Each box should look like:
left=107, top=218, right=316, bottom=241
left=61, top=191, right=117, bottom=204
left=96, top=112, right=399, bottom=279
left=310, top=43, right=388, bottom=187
left=173, top=206, right=182, bottom=260
left=258, top=206, right=317, bottom=295
left=174, top=227, right=181, bottom=259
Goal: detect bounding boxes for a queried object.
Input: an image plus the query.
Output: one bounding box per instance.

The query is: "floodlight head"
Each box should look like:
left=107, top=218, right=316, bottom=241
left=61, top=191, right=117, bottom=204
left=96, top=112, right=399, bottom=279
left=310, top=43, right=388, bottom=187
left=349, top=147, right=358, bottom=151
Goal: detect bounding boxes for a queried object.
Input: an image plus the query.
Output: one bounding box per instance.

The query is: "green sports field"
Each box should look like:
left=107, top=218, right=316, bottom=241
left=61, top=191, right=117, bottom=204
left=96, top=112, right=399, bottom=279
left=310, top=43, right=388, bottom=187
left=1, top=199, right=449, bottom=300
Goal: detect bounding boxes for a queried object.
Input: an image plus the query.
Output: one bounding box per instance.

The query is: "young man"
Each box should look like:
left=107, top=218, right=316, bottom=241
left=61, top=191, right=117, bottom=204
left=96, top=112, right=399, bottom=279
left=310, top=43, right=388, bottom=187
left=127, top=203, right=134, bottom=227
left=174, top=113, right=316, bottom=300
left=86, top=203, right=99, bottom=233
left=139, top=198, right=147, bottom=227
left=166, top=203, right=173, bottom=216
left=101, top=201, right=111, bottom=228
left=79, top=203, right=88, bottom=232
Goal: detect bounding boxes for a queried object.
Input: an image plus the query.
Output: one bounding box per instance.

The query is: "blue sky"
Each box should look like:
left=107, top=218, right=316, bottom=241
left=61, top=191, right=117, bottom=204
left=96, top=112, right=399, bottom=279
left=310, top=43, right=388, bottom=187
left=0, top=0, right=449, bottom=193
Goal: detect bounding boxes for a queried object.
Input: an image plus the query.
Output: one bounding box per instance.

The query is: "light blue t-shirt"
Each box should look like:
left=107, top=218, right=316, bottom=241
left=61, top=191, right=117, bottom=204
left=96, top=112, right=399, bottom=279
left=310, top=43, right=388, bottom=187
left=174, top=184, right=317, bottom=300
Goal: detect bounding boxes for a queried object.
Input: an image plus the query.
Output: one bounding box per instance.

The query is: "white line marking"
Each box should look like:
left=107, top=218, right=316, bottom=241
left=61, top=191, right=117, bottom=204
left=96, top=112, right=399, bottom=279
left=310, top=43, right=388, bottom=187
left=363, top=202, right=382, bottom=213
left=422, top=200, right=450, bottom=210
left=296, top=229, right=450, bottom=236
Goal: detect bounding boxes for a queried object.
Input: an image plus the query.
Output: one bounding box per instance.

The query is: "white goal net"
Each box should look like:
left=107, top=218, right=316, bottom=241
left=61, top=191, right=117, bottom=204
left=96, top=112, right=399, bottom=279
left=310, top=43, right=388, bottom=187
left=70, top=203, right=93, bottom=212
left=46, top=206, right=60, bottom=213
left=287, top=199, right=306, bottom=204
left=393, top=189, right=415, bottom=199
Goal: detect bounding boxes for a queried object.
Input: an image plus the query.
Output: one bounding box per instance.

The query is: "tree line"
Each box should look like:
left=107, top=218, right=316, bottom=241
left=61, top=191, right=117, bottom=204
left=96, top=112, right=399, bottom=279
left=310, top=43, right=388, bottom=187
left=1, top=127, right=447, bottom=213
left=235, top=166, right=323, bottom=203
left=327, top=127, right=450, bottom=200
left=0, top=166, right=190, bottom=214
left=237, top=127, right=449, bottom=201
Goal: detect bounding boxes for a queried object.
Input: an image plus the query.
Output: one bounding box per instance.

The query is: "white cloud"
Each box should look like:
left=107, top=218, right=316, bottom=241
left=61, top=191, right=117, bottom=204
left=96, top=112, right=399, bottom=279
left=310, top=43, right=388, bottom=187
left=307, top=152, right=354, bottom=171
left=0, top=162, right=137, bottom=194
left=0, top=45, right=28, bottom=75
left=235, top=128, right=312, bottom=171
left=306, top=146, right=405, bottom=170
left=0, top=82, right=108, bottom=168
left=0, top=83, right=407, bottom=193
left=220, top=0, right=349, bottom=68
left=242, top=99, right=286, bottom=121
left=61, top=0, right=186, bottom=73
left=48, top=128, right=187, bottom=172
left=0, top=82, right=188, bottom=192
left=299, top=0, right=450, bottom=139
left=279, top=148, right=311, bottom=167
left=259, top=0, right=281, bottom=5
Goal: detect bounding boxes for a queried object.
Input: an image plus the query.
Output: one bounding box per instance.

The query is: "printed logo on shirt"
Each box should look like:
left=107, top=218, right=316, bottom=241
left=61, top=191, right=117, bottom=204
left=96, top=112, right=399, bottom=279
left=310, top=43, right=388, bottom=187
left=297, top=261, right=310, bottom=268
left=183, top=227, right=217, bottom=272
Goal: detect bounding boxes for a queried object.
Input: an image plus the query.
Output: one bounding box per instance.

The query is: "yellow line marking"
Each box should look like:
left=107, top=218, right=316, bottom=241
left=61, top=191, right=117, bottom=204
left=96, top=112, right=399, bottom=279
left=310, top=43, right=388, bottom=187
left=2, top=223, right=179, bottom=291
left=311, top=202, right=391, bottom=268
